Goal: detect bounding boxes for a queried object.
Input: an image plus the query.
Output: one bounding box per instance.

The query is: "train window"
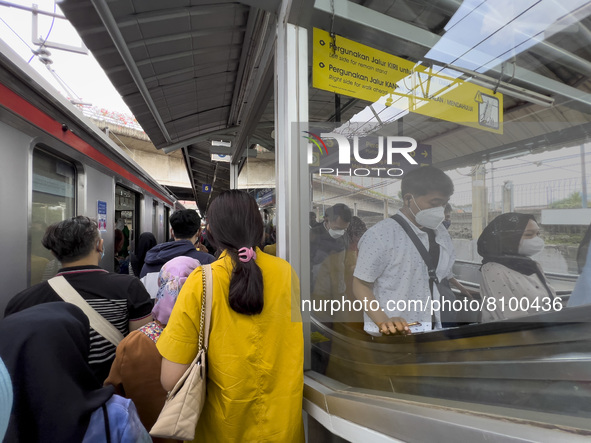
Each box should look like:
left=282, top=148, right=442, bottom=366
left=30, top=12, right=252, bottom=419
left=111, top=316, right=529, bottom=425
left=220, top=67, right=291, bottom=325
left=30, top=148, right=76, bottom=285
left=151, top=200, right=158, bottom=238
left=304, top=1, right=591, bottom=429
left=164, top=206, right=171, bottom=242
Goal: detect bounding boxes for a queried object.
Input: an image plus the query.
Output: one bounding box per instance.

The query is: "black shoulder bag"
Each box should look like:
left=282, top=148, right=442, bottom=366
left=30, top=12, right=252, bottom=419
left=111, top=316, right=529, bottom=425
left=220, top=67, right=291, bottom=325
left=391, top=214, right=468, bottom=327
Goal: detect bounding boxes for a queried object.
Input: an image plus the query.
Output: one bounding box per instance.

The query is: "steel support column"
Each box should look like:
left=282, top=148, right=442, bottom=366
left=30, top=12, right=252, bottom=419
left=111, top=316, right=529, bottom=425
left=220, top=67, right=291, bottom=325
left=230, top=164, right=239, bottom=190
left=275, top=20, right=310, bottom=368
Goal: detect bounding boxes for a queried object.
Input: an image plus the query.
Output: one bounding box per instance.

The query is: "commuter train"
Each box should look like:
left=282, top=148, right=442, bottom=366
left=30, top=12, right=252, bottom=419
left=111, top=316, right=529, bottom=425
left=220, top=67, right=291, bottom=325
left=0, top=38, right=179, bottom=315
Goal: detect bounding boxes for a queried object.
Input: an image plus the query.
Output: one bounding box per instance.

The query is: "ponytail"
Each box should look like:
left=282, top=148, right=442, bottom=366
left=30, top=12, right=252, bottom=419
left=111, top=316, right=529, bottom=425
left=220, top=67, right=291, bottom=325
left=227, top=249, right=264, bottom=315
left=207, top=190, right=265, bottom=315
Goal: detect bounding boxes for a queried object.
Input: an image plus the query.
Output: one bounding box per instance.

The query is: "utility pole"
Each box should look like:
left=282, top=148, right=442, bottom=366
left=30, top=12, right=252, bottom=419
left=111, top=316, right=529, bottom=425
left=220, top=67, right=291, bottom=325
left=472, top=165, right=488, bottom=239
left=581, top=144, right=588, bottom=208
left=490, top=161, right=495, bottom=211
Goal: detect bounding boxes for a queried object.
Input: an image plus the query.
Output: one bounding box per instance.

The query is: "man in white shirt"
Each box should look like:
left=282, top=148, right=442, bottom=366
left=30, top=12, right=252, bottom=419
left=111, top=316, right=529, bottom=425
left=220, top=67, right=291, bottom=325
left=353, top=166, right=456, bottom=336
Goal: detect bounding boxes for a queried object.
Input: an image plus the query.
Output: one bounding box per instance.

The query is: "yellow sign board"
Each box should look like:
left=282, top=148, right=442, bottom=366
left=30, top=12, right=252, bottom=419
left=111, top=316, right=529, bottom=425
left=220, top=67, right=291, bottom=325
left=312, top=28, right=503, bottom=134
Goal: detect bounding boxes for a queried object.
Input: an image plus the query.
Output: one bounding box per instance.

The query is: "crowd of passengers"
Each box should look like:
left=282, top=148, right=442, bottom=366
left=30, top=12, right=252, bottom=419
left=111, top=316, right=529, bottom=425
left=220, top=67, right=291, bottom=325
left=0, top=168, right=590, bottom=441
left=310, top=166, right=591, bottom=336
left=0, top=190, right=303, bottom=442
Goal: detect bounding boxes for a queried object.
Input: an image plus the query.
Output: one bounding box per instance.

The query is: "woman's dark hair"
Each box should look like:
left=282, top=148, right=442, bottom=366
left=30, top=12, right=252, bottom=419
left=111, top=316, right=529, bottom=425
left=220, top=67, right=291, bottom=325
left=401, top=166, right=454, bottom=198
left=207, top=190, right=264, bottom=315
left=42, top=216, right=100, bottom=263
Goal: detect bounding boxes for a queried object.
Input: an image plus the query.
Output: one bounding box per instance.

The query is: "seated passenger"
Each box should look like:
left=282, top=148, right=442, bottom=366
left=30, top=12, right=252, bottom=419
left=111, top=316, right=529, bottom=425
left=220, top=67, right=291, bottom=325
left=5, top=216, right=154, bottom=382
left=129, top=232, right=157, bottom=277
left=477, top=212, right=556, bottom=321
left=0, top=302, right=151, bottom=442
left=105, top=256, right=200, bottom=439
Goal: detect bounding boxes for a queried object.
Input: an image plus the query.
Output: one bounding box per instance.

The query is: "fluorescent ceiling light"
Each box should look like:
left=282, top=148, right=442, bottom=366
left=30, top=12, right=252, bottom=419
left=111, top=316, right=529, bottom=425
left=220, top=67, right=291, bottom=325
left=211, top=140, right=231, bottom=147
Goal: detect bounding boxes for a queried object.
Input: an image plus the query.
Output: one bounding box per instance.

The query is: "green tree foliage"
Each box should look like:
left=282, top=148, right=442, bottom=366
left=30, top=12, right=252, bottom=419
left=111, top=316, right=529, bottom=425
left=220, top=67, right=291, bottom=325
left=549, top=192, right=590, bottom=209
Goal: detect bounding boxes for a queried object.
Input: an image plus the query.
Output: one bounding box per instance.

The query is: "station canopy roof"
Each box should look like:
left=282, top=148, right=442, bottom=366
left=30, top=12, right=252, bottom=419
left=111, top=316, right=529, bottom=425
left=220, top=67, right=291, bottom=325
left=59, top=0, right=591, bottom=213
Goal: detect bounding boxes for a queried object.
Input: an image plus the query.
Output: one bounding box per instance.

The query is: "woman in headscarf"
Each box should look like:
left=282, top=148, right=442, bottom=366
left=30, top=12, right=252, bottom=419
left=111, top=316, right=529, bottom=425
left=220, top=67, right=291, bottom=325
left=477, top=212, right=557, bottom=322
left=105, top=256, right=200, bottom=441
left=129, top=232, right=157, bottom=277
left=0, top=302, right=150, bottom=443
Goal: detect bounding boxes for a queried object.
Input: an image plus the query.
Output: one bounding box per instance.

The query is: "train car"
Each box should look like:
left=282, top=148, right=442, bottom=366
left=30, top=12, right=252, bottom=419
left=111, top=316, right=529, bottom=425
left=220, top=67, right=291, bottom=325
left=0, top=38, right=179, bottom=315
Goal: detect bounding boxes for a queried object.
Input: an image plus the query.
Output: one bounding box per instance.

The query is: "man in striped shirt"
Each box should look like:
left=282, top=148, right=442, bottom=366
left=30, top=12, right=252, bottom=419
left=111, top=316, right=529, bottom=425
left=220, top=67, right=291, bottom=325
left=5, top=216, right=153, bottom=382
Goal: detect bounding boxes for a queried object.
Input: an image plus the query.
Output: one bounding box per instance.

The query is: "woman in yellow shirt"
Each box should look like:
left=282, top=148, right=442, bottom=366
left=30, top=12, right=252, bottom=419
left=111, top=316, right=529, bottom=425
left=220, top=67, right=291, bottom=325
left=157, top=190, right=304, bottom=442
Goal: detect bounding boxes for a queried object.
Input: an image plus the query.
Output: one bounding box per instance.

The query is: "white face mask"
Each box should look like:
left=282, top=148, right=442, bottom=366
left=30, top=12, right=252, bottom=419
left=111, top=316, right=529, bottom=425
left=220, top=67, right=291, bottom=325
left=410, top=196, right=445, bottom=230
left=329, top=229, right=345, bottom=239
left=518, top=236, right=544, bottom=256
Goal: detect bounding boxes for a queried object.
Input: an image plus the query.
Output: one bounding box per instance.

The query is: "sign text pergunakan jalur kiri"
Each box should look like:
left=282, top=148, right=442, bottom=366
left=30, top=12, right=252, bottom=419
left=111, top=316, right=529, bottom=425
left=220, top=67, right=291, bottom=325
left=313, top=28, right=503, bottom=134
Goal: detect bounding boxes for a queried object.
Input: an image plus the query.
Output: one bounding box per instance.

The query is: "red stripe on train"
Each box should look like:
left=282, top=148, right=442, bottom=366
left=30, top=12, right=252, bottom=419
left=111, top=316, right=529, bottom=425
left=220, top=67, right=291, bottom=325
left=0, top=83, right=174, bottom=206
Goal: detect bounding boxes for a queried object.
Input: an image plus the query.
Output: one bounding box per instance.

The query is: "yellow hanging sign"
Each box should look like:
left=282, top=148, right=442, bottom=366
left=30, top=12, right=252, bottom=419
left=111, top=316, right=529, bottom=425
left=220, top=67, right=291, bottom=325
left=312, top=28, right=503, bottom=134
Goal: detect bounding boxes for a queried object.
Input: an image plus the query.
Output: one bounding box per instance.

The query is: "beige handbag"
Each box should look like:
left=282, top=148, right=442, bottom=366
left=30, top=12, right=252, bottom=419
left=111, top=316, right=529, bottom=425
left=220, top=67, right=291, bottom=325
left=150, top=264, right=213, bottom=441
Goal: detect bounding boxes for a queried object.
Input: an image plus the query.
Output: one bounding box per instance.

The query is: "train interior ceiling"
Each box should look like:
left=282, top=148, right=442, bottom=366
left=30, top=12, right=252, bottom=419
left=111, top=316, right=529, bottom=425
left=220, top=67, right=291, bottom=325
left=4, top=0, right=591, bottom=441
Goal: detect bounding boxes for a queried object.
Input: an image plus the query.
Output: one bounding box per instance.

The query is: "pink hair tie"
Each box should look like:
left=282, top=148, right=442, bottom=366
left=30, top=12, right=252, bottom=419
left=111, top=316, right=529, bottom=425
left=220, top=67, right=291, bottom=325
left=238, top=247, right=257, bottom=263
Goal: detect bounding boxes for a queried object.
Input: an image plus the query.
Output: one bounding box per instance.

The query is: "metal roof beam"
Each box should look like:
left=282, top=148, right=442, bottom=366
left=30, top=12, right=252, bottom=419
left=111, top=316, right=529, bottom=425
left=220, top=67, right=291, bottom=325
left=181, top=147, right=198, bottom=202
left=124, top=26, right=247, bottom=50
left=139, top=60, right=241, bottom=85
left=238, top=0, right=281, bottom=14
left=231, top=12, right=276, bottom=164
left=228, top=8, right=263, bottom=126
left=90, top=0, right=173, bottom=143
left=115, top=3, right=242, bottom=28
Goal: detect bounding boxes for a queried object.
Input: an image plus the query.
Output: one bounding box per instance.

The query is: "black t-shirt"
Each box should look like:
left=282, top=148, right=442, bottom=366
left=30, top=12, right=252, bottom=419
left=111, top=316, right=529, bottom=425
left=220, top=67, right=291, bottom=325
left=5, top=265, right=153, bottom=382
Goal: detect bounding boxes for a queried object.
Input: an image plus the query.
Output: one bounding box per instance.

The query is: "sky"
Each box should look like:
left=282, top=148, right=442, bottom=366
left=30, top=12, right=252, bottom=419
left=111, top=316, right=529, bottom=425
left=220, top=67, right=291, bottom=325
left=0, top=0, right=132, bottom=114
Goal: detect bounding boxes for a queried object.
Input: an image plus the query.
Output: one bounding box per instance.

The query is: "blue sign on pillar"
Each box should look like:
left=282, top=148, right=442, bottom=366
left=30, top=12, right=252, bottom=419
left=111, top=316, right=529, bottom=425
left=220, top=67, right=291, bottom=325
left=202, top=184, right=212, bottom=193
left=97, top=200, right=107, bottom=232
